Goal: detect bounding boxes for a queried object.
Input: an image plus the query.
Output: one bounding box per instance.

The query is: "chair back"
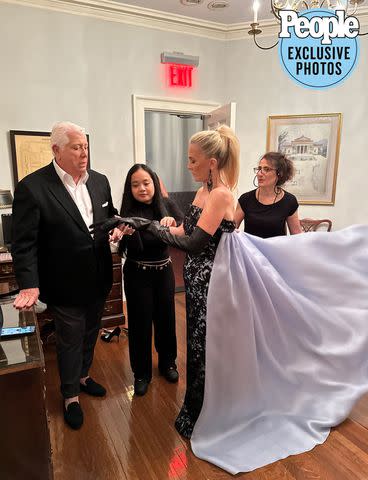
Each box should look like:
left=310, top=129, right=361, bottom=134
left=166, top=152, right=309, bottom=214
left=300, top=218, right=332, bottom=232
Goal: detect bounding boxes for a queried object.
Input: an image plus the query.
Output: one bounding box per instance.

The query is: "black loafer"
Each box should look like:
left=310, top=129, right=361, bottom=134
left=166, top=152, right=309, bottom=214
left=80, top=377, right=106, bottom=397
left=64, top=401, right=83, bottom=430
left=160, top=367, right=179, bottom=383
left=134, top=378, right=150, bottom=396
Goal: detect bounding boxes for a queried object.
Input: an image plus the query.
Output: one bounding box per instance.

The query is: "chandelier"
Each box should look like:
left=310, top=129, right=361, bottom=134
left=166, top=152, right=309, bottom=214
left=249, top=0, right=366, bottom=49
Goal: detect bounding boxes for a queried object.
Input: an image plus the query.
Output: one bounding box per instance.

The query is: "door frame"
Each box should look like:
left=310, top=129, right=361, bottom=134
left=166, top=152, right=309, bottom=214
left=132, top=95, right=220, bottom=164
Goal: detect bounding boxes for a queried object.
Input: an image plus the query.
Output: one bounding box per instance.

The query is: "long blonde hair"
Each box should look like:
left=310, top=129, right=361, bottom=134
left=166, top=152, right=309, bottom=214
left=190, top=125, right=240, bottom=190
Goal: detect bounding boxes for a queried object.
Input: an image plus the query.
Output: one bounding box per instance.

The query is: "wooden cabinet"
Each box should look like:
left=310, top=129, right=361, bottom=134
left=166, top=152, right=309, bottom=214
left=0, top=253, right=17, bottom=297
left=101, top=253, right=125, bottom=328
left=0, top=252, right=125, bottom=332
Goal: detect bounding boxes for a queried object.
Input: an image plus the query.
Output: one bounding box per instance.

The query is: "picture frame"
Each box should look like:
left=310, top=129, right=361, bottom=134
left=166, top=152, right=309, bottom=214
left=10, top=130, right=90, bottom=185
left=266, top=113, right=342, bottom=205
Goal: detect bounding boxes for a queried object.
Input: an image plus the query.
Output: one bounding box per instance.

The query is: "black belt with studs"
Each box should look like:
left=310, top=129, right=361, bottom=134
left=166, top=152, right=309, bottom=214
left=129, top=257, right=172, bottom=270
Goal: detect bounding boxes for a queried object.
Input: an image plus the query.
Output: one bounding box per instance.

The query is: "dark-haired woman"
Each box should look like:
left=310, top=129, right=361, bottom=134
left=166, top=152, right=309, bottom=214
left=235, top=152, right=302, bottom=237
left=118, top=164, right=182, bottom=396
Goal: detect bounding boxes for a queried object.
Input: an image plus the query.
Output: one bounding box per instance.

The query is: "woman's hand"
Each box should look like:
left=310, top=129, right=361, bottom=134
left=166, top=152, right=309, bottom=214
left=109, top=225, right=135, bottom=242
left=160, top=216, right=176, bottom=227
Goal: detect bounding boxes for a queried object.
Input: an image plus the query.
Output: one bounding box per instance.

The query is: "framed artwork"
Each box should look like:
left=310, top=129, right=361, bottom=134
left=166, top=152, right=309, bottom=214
left=266, top=113, right=342, bottom=205
left=10, top=130, right=90, bottom=185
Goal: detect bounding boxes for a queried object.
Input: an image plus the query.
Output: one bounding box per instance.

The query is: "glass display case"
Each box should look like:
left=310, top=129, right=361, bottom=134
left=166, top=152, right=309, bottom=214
left=0, top=302, right=44, bottom=375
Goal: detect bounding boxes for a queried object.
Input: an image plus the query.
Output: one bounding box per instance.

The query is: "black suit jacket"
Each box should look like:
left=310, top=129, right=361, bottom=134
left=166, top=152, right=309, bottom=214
left=11, top=162, right=117, bottom=306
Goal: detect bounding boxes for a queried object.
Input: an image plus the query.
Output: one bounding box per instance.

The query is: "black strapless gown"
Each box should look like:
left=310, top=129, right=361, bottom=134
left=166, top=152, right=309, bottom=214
left=175, top=205, right=235, bottom=438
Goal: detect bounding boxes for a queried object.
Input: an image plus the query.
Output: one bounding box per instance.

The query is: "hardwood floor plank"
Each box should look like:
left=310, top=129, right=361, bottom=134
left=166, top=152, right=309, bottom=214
left=283, top=450, right=331, bottom=479
left=350, top=393, right=368, bottom=429
left=309, top=429, right=368, bottom=479
left=338, top=419, right=368, bottom=454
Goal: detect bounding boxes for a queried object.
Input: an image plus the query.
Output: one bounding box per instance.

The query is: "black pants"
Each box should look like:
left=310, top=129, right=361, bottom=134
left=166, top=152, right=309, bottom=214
left=123, top=260, right=177, bottom=381
left=48, top=297, right=106, bottom=398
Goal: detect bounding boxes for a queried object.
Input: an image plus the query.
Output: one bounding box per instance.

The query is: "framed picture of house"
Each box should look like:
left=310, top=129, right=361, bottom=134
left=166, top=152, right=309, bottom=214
left=266, top=113, right=342, bottom=205
left=10, top=130, right=91, bottom=185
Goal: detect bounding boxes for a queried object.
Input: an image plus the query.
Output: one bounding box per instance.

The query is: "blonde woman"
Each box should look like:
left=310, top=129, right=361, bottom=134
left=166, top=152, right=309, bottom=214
left=93, top=127, right=368, bottom=475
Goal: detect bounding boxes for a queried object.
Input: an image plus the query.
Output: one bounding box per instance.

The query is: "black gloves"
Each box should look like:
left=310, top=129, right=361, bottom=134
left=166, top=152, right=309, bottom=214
left=118, top=217, right=152, bottom=230
left=146, top=222, right=211, bottom=255
left=90, top=216, right=124, bottom=235
left=89, top=216, right=151, bottom=235
left=90, top=216, right=212, bottom=255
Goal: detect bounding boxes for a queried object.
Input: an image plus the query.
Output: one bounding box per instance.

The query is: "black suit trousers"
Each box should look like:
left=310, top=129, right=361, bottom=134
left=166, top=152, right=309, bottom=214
left=48, top=297, right=106, bottom=398
left=123, top=260, right=177, bottom=381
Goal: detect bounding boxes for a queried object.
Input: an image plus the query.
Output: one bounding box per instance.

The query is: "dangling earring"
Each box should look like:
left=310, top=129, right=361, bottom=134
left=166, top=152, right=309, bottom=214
left=253, top=174, right=258, bottom=188
left=207, top=170, right=213, bottom=192
left=274, top=173, right=281, bottom=195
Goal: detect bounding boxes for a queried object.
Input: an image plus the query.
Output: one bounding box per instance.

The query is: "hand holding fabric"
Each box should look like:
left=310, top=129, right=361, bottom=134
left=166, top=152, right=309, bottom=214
left=109, top=226, right=135, bottom=243
left=90, top=216, right=211, bottom=254
left=90, top=216, right=125, bottom=235
left=160, top=216, right=177, bottom=227
left=90, top=216, right=151, bottom=235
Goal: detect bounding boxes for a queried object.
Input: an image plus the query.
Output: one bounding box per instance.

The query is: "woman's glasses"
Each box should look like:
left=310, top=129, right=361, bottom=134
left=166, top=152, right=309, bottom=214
left=253, top=166, right=277, bottom=174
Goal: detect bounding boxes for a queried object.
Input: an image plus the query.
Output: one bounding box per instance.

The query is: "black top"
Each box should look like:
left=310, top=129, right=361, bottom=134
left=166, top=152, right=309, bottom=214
left=119, top=198, right=183, bottom=261
left=238, top=189, right=298, bottom=238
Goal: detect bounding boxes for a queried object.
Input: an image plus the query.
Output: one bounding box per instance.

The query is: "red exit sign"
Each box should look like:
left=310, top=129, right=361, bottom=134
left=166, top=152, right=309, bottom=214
left=167, top=64, right=194, bottom=88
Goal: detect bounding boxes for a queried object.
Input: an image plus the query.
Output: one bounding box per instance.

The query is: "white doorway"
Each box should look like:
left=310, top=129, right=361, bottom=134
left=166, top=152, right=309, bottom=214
left=132, top=94, right=236, bottom=210
left=132, top=95, right=236, bottom=167
left=132, top=95, right=236, bottom=292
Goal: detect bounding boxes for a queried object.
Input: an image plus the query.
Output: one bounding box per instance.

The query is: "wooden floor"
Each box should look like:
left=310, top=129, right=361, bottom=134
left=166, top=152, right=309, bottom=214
left=44, top=293, right=368, bottom=480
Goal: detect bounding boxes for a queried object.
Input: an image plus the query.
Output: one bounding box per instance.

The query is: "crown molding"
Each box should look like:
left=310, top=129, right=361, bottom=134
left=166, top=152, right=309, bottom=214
left=0, top=0, right=237, bottom=40
left=1, top=0, right=368, bottom=41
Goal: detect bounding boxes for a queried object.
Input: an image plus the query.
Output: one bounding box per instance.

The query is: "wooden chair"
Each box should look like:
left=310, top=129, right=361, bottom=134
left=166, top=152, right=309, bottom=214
left=300, top=218, right=332, bottom=232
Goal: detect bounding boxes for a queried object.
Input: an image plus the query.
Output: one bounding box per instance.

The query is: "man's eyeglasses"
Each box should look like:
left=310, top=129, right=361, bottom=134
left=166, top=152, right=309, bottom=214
left=253, top=166, right=277, bottom=174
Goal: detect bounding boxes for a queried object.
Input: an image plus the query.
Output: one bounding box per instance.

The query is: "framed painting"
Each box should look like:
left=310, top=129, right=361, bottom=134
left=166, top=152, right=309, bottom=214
left=10, top=130, right=90, bottom=184
left=267, top=113, right=342, bottom=205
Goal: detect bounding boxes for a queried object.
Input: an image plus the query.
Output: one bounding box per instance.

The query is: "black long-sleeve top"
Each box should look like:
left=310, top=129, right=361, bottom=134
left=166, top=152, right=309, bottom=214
left=119, top=198, right=183, bottom=261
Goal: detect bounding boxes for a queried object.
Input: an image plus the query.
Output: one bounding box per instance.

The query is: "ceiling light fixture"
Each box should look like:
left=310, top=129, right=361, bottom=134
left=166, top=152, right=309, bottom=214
left=249, top=0, right=366, bottom=50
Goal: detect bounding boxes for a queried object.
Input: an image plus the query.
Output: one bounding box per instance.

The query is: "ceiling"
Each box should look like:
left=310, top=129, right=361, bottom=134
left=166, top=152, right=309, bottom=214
left=110, top=0, right=273, bottom=24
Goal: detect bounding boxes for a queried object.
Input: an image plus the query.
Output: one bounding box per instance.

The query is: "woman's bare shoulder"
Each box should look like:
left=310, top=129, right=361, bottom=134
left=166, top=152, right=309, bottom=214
left=209, top=186, right=233, bottom=204
left=192, top=186, right=204, bottom=205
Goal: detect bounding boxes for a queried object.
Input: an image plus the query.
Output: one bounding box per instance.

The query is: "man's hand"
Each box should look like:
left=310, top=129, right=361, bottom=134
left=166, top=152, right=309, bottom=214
left=13, top=288, right=40, bottom=310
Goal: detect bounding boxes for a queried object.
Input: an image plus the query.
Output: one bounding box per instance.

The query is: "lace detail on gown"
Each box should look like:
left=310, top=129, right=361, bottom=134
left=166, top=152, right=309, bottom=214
left=175, top=204, right=235, bottom=438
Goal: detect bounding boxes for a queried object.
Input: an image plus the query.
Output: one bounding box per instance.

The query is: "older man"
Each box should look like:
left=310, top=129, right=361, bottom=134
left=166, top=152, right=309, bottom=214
left=12, top=121, right=118, bottom=429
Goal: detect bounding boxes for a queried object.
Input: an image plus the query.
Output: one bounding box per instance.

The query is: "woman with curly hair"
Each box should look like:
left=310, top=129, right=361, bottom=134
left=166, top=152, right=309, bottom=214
left=235, top=152, right=302, bottom=237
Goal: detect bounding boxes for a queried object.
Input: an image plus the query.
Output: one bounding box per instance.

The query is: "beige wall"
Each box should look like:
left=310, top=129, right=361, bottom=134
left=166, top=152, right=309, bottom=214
left=0, top=2, right=226, bottom=238
left=224, top=37, right=368, bottom=230
left=0, top=2, right=367, bottom=237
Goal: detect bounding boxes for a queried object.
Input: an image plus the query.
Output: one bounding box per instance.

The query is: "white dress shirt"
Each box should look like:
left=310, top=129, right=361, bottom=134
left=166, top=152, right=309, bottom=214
left=53, top=159, right=93, bottom=232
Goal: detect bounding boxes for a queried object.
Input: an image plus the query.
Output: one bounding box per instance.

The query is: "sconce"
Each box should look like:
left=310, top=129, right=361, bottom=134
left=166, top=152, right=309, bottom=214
left=0, top=190, right=13, bottom=209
